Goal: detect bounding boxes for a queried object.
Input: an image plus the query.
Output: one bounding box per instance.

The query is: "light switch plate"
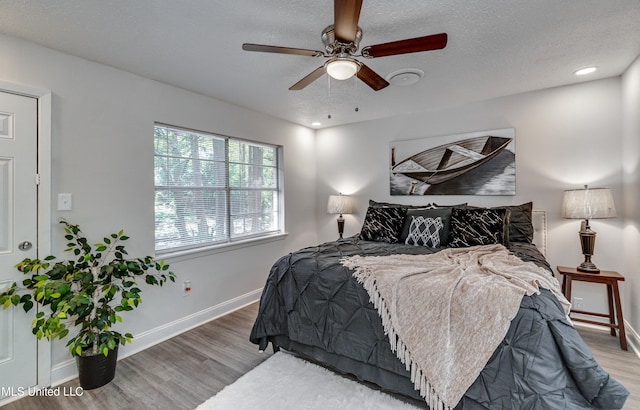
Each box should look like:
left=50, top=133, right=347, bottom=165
left=58, top=193, right=73, bottom=211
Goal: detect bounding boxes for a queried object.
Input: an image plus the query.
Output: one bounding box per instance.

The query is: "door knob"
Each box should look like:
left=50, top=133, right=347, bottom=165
left=18, top=241, right=32, bottom=251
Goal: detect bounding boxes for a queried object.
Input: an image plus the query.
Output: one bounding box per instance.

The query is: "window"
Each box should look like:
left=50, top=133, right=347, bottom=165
left=154, top=124, right=282, bottom=253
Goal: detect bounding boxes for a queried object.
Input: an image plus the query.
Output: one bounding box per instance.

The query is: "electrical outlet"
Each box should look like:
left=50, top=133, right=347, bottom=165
left=573, top=297, right=583, bottom=310
left=183, top=280, right=192, bottom=297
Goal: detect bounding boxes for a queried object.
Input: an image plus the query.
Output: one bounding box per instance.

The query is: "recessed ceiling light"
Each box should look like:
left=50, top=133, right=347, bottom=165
left=311, top=122, right=321, bottom=127
left=574, top=67, right=597, bottom=76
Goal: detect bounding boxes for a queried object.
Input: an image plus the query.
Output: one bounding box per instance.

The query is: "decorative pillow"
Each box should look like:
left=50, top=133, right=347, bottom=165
left=368, top=199, right=427, bottom=209
left=449, top=208, right=510, bottom=247
left=399, top=207, right=453, bottom=245
left=405, top=216, right=444, bottom=247
left=369, top=199, right=406, bottom=208
left=430, top=202, right=468, bottom=209
left=360, top=206, right=407, bottom=243
left=502, top=202, right=533, bottom=244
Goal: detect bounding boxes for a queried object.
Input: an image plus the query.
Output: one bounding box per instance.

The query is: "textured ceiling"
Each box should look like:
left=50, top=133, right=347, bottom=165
left=1, top=0, right=639, bottom=129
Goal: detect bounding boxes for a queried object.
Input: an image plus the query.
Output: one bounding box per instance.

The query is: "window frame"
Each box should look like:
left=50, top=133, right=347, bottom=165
left=154, top=123, right=285, bottom=257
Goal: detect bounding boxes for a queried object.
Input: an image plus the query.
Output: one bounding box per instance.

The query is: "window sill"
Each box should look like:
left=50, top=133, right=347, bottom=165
left=156, top=232, right=288, bottom=263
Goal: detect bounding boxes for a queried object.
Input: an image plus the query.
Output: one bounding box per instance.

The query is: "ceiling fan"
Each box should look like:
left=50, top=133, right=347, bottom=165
left=242, top=0, right=447, bottom=91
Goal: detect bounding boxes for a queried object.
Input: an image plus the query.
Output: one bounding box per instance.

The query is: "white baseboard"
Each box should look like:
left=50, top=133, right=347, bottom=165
left=573, top=319, right=640, bottom=360
left=49, top=288, right=263, bottom=387
left=624, top=319, right=640, bottom=360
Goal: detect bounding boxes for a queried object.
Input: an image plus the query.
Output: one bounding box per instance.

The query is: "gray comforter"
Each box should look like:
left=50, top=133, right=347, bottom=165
left=250, top=238, right=629, bottom=409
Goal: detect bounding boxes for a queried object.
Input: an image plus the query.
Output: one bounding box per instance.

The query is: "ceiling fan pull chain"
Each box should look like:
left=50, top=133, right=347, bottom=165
left=354, top=76, right=359, bottom=112
left=327, top=75, right=332, bottom=119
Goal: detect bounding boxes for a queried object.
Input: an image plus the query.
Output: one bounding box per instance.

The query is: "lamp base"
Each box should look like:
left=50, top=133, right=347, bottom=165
left=577, top=225, right=599, bottom=273
left=337, top=215, right=345, bottom=240
left=577, top=261, right=600, bottom=273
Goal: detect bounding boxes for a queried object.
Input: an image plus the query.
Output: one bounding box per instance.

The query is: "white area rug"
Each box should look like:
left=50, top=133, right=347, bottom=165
left=196, top=352, right=422, bottom=410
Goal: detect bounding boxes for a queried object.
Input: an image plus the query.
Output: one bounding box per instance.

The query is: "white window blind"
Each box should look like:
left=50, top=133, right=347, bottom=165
left=154, top=124, right=281, bottom=252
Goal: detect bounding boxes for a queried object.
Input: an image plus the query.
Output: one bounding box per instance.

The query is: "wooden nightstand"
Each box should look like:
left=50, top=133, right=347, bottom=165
left=556, top=266, right=627, bottom=350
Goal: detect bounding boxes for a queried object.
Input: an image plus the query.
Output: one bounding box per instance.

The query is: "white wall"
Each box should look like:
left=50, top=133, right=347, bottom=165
left=622, top=55, right=640, bottom=340
left=316, top=78, right=627, bottom=323
left=2, top=27, right=638, bottom=385
left=0, top=33, right=318, bottom=381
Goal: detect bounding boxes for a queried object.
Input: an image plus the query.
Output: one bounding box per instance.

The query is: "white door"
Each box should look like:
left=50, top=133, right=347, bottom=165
left=0, top=91, right=38, bottom=399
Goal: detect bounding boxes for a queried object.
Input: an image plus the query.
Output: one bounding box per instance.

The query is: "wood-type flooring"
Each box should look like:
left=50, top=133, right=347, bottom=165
left=3, top=303, right=639, bottom=409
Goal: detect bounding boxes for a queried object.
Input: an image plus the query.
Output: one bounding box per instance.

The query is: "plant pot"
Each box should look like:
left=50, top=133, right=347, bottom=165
left=76, top=346, right=118, bottom=390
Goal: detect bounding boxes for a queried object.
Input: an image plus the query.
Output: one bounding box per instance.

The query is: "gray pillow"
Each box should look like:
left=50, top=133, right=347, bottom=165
left=368, top=199, right=430, bottom=209
left=502, top=202, right=533, bottom=244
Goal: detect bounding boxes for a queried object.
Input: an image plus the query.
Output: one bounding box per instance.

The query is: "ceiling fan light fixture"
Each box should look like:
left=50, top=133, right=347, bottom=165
left=326, top=58, right=360, bottom=80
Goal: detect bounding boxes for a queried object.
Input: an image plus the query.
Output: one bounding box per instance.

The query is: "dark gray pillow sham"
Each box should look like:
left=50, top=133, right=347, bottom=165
left=368, top=200, right=466, bottom=210
left=501, top=202, right=533, bottom=244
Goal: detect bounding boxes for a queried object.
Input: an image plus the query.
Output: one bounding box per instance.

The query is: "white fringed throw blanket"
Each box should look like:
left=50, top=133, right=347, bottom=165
left=341, top=244, right=569, bottom=410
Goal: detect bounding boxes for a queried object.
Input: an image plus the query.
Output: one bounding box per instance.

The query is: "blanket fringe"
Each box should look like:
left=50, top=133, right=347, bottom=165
left=343, top=259, right=453, bottom=410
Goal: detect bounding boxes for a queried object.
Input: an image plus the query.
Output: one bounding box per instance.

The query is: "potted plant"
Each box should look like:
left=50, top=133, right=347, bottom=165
left=0, top=220, right=176, bottom=389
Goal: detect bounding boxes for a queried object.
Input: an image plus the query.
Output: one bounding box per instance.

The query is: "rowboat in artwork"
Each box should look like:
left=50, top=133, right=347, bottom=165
left=391, top=136, right=513, bottom=185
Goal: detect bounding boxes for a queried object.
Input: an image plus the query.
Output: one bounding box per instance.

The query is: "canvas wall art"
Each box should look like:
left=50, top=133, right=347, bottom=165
left=390, top=128, right=515, bottom=196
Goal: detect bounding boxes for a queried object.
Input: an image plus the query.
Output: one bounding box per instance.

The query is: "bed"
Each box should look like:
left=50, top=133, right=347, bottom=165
left=250, top=201, right=629, bottom=409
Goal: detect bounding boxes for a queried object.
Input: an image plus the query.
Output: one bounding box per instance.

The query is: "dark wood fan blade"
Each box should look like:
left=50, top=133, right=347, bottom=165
left=361, top=33, right=448, bottom=58
left=334, top=0, right=363, bottom=43
left=289, top=66, right=326, bottom=90
left=356, top=64, right=389, bottom=91
left=242, top=43, right=324, bottom=57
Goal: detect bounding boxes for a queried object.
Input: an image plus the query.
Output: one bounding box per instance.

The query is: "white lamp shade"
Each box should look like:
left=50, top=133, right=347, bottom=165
left=327, top=195, right=353, bottom=215
left=562, top=187, right=617, bottom=219
left=325, top=59, right=359, bottom=80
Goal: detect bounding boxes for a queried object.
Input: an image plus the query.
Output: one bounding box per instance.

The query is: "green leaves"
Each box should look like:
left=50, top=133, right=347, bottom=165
left=0, top=219, right=177, bottom=357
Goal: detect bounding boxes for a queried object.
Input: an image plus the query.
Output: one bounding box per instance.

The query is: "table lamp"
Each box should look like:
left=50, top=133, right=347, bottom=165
left=562, top=185, right=616, bottom=273
left=327, top=193, right=353, bottom=239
